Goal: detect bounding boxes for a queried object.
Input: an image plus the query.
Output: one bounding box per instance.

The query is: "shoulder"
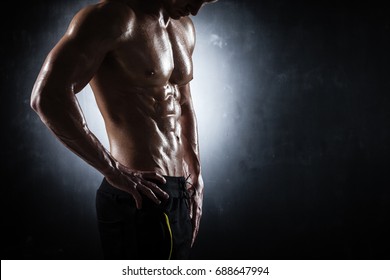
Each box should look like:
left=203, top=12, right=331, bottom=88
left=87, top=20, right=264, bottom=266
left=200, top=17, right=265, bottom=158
left=178, top=17, right=195, bottom=35
left=171, top=17, right=196, bottom=52
left=178, top=17, right=196, bottom=42
left=67, top=1, right=136, bottom=40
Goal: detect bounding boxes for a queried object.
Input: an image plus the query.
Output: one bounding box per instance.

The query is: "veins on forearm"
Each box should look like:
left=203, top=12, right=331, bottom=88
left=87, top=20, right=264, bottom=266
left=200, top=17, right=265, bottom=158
left=36, top=91, right=116, bottom=176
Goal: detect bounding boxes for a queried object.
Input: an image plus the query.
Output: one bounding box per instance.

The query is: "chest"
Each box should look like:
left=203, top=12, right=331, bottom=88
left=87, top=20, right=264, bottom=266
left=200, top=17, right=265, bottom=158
left=110, top=19, right=193, bottom=86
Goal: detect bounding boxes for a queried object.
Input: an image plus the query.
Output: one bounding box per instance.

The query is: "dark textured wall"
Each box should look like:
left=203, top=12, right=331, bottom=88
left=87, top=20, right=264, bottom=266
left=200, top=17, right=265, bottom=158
left=2, top=0, right=390, bottom=259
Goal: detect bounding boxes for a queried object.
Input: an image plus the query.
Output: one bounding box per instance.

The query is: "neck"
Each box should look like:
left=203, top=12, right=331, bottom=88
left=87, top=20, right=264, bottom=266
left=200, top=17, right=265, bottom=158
left=127, top=0, right=170, bottom=26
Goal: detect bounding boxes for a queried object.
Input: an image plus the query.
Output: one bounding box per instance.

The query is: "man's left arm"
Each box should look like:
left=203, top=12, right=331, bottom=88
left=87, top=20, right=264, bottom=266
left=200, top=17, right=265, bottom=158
left=179, top=83, right=204, bottom=247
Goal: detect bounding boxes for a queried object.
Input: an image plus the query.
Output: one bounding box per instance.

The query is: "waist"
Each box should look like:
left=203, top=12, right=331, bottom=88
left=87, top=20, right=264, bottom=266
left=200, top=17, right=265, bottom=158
left=110, top=143, right=185, bottom=177
left=99, top=176, right=188, bottom=198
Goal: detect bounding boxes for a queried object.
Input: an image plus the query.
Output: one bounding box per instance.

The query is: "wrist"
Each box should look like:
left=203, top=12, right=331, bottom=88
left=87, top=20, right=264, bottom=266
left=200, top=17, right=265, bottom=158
left=101, top=153, right=121, bottom=179
left=187, top=173, right=203, bottom=194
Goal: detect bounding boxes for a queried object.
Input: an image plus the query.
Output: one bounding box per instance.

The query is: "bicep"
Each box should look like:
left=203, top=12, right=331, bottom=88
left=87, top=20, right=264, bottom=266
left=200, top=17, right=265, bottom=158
left=41, top=35, right=108, bottom=94
left=36, top=4, right=123, bottom=96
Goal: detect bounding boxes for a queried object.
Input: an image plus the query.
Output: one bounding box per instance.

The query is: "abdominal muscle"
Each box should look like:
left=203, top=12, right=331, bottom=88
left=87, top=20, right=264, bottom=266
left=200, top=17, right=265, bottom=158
left=91, top=82, right=185, bottom=177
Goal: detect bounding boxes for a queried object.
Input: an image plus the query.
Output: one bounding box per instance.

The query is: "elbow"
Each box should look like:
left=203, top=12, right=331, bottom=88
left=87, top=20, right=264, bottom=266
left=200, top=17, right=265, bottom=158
left=30, top=92, right=40, bottom=113
left=30, top=87, right=47, bottom=117
left=30, top=73, right=56, bottom=116
left=30, top=78, right=45, bottom=113
left=30, top=87, right=55, bottom=121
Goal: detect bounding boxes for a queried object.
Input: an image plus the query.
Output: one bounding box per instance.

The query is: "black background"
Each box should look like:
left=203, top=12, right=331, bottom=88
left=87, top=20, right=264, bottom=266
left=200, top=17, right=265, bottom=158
left=2, top=0, right=390, bottom=260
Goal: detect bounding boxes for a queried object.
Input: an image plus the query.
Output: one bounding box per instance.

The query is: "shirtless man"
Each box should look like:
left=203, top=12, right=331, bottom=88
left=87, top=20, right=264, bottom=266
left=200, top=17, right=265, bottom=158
left=30, top=0, right=216, bottom=259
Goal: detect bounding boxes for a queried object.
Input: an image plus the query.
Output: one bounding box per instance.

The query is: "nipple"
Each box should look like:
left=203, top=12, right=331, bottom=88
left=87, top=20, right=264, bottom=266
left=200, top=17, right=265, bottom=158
left=145, top=70, right=155, bottom=77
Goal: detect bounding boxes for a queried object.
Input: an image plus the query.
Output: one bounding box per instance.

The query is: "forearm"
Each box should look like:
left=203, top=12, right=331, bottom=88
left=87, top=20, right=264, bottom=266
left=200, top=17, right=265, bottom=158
left=180, top=87, right=204, bottom=245
left=180, top=97, right=203, bottom=193
left=32, top=89, right=117, bottom=178
left=31, top=87, right=168, bottom=208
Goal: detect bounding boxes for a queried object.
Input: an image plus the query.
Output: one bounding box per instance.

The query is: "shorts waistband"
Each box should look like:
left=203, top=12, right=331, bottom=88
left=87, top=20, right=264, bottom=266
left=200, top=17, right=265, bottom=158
left=98, top=175, right=188, bottom=198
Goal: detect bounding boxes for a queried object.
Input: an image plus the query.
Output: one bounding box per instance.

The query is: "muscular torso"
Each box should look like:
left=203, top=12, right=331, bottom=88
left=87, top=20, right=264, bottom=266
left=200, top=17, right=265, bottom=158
left=89, top=7, right=194, bottom=176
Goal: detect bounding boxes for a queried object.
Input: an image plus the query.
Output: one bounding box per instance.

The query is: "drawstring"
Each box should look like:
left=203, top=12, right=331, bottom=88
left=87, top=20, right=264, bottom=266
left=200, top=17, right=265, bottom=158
left=183, top=173, right=197, bottom=198
left=184, top=173, right=193, bottom=187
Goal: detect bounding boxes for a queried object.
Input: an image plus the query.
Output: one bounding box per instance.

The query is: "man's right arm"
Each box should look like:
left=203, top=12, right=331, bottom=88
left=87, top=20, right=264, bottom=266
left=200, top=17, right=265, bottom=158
left=31, top=3, right=167, bottom=208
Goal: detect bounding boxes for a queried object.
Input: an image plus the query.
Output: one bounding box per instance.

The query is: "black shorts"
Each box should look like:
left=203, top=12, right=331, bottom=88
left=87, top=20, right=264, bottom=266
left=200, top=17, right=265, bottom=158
left=96, top=176, right=193, bottom=260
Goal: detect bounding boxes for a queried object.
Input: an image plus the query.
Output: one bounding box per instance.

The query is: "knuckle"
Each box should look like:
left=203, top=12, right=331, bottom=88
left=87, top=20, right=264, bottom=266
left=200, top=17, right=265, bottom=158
left=143, top=187, right=153, bottom=195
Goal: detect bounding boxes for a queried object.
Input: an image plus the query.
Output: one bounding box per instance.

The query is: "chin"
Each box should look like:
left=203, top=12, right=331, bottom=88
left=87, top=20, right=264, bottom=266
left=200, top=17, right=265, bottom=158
left=170, top=14, right=182, bottom=20
left=168, top=9, right=186, bottom=20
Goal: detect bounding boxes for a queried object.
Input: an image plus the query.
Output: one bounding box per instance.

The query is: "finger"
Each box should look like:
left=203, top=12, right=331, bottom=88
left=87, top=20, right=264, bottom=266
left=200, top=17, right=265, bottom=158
left=191, top=205, right=202, bottom=247
left=189, top=201, right=193, bottom=219
left=191, top=214, right=197, bottom=246
left=137, top=184, right=161, bottom=205
left=131, top=188, right=143, bottom=209
left=191, top=233, right=196, bottom=247
left=191, top=218, right=199, bottom=247
left=142, top=180, right=169, bottom=200
left=141, top=172, right=167, bottom=184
